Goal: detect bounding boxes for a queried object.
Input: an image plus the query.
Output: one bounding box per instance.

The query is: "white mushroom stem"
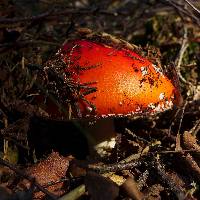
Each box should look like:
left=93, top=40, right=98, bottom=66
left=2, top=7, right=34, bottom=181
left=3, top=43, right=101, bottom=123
left=79, top=118, right=116, bottom=157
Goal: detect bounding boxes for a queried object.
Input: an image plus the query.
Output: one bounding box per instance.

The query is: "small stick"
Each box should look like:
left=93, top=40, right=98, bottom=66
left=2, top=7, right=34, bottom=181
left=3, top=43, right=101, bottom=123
left=184, top=0, right=200, bottom=15
left=175, top=27, right=189, bottom=84
left=87, top=160, right=141, bottom=174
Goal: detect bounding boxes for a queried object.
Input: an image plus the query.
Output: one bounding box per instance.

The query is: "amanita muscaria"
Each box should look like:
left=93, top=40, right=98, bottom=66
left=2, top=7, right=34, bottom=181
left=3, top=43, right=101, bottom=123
left=48, top=31, right=182, bottom=156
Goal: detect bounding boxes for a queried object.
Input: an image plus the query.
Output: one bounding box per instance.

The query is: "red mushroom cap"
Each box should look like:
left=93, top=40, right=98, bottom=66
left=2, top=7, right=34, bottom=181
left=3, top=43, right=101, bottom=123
left=60, top=39, right=182, bottom=118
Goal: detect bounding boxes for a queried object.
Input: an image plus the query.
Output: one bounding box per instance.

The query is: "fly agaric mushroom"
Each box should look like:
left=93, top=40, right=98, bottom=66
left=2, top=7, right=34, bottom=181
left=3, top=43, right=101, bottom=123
left=55, top=33, right=182, bottom=156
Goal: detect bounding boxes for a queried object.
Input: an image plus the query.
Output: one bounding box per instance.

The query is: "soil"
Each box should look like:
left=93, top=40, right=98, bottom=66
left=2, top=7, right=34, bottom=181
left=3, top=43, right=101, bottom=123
left=0, top=0, right=200, bottom=199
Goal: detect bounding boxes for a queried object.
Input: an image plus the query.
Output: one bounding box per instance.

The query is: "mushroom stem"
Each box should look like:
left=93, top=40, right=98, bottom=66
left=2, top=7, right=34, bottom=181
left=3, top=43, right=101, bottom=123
left=79, top=118, right=116, bottom=157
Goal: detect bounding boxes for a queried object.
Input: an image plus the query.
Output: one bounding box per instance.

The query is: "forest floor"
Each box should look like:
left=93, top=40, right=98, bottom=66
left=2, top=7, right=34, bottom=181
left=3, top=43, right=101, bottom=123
left=0, top=0, right=200, bottom=199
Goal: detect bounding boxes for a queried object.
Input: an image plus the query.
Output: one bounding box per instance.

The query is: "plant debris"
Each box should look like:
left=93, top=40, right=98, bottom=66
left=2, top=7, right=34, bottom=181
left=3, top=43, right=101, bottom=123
left=0, top=0, right=200, bottom=199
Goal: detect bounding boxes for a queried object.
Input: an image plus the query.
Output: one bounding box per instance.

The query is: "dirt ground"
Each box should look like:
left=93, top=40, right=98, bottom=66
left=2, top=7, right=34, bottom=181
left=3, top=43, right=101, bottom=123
left=0, top=0, right=200, bottom=199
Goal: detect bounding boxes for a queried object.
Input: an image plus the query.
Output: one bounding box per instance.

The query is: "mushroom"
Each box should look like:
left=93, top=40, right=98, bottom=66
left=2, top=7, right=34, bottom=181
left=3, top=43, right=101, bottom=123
left=51, top=35, right=182, bottom=157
